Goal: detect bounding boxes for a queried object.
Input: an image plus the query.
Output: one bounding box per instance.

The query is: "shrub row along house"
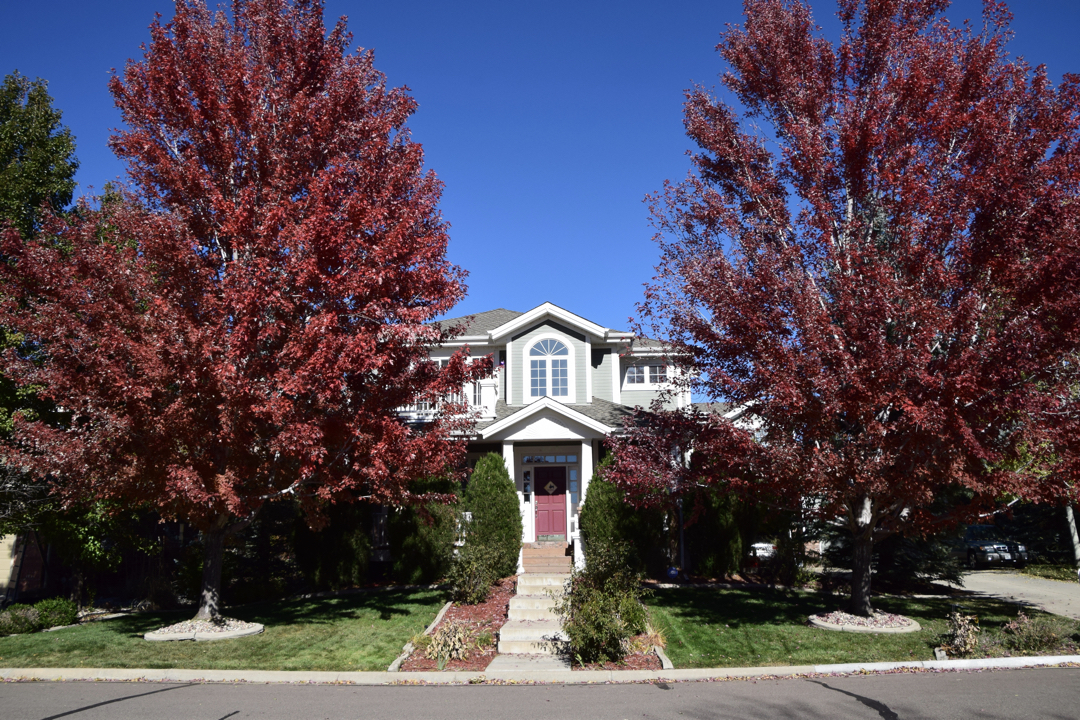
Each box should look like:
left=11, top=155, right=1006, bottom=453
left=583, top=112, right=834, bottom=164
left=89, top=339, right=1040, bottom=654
left=404, top=303, right=690, bottom=569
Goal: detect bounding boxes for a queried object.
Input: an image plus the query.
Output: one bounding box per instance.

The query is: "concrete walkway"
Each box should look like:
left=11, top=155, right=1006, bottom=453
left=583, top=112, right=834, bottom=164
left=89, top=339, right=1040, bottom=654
left=961, top=570, right=1080, bottom=619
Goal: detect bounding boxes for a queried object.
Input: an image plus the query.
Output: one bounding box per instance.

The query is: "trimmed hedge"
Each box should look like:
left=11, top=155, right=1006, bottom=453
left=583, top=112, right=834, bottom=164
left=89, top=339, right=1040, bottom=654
left=0, top=597, right=78, bottom=636
left=579, top=461, right=667, bottom=577
left=461, top=453, right=522, bottom=578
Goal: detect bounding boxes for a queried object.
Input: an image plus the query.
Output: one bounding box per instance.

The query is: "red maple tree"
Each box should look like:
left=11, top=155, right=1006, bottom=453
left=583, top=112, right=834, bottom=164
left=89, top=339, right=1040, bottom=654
left=0, top=0, right=487, bottom=619
left=607, top=0, right=1080, bottom=615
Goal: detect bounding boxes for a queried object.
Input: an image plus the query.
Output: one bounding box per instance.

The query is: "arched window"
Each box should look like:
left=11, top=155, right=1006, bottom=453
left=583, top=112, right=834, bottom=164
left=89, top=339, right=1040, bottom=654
left=529, top=339, right=569, bottom=397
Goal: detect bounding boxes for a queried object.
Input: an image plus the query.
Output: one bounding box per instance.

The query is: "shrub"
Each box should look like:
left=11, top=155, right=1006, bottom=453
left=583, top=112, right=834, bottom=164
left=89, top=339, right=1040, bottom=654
left=389, top=477, right=458, bottom=584
left=554, top=541, right=649, bottom=665
left=449, top=543, right=500, bottom=604
left=1001, top=611, right=1065, bottom=653
left=293, top=501, right=373, bottom=591
left=683, top=489, right=743, bottom=578
left=461, top=454, right=522, bottom=578
left=34, top=597, right=78, bottom=629
left=427, top=619, right=471, bottom=661
left=943, top=611, right=980, bottom=656
left=579, top=461, right=667, bottom=577
left=0, top=604, right=41, bottom=636
left=824, top=528, right=963, bottom=590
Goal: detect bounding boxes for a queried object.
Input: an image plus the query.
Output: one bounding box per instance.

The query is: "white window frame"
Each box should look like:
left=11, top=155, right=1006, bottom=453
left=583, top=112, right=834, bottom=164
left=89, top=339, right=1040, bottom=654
left=622, top=362, right=670, bottom=391
left=524, top=334, right=576, bottom=404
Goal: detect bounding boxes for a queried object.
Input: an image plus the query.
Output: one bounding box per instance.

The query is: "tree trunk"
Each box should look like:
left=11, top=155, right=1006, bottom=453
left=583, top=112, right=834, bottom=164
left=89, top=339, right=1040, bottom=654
left=1066, top=504, right=1080, bottom=571
left=194, top=524, right=226, bottom=622
left=849, top=530, right=875, bottom=617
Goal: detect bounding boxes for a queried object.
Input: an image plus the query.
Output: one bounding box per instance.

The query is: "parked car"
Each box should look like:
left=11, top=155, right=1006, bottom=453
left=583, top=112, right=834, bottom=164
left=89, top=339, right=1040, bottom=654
left=953, top=525, right=1029, bottom=569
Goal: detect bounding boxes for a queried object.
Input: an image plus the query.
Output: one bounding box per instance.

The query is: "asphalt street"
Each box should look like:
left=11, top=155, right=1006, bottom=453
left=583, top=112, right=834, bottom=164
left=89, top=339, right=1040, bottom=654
left=2, top=667, right=1078, bottom=720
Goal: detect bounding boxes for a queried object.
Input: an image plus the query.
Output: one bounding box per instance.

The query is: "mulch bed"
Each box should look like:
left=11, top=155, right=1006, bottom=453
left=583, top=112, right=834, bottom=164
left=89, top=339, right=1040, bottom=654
left=572, top=636, right=663, bottom=671
left=399, top=576, right=516, bottom=672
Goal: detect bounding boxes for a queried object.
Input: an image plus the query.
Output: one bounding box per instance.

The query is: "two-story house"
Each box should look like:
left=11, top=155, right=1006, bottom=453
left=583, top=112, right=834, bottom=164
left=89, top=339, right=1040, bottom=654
left=401, top=302, right=690, bottom=569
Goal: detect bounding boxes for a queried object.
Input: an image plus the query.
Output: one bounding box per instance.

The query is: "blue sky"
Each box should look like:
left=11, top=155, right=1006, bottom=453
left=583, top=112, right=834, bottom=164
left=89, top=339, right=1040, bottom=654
left=2, top=1, right=1078, bottom=332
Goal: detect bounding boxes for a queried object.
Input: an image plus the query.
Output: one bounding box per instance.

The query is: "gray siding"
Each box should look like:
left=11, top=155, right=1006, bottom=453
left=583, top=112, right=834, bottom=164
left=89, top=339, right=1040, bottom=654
left=590, top=348, right=613, bottom=402
left=619, top=360, right=677, bottom=410
left=510, top=321, right=588, bottom=405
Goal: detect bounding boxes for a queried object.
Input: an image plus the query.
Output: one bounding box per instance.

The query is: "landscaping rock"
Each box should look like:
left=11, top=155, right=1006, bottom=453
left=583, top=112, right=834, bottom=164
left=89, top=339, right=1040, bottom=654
left=808, top=609, right=921, bottom=634
left=144, top=617, right=264, bottom=642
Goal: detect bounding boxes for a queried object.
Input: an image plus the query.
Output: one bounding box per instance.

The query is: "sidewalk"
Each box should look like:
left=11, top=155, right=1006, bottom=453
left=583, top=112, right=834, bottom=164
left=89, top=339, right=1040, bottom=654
left=3, top=655, right=1078, bottom=685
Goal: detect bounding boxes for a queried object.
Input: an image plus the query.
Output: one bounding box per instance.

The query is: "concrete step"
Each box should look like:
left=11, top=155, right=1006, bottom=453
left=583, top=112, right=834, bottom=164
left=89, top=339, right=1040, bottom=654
left=517, top=573, right=570, bottom=588
left=521, top=564, right=572, bottom=574
left=508, top=607, right=559, bottom=621
left=497, top=619, right=568, bottom=655
left=509, top=595, right=558, bottom=610
left=522, top=547, right=570, bottom=557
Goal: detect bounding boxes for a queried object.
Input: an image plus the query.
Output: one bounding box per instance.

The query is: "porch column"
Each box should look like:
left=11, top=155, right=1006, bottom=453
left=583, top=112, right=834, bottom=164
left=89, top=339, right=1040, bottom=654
left=503, top=440, right=524, bottom=573
left=574, top=439, right=594, bottom=570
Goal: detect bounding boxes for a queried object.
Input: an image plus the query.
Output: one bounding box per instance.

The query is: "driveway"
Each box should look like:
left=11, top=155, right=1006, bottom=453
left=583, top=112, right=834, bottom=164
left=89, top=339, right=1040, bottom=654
left=962, top=570, right=1080, bottom=619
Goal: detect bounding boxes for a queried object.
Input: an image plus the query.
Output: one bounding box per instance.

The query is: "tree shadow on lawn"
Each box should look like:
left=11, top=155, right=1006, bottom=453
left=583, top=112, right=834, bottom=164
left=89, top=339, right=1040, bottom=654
left=648, top=587, right=1036, bottom=631
left=108, top=588, right=443, bottom=637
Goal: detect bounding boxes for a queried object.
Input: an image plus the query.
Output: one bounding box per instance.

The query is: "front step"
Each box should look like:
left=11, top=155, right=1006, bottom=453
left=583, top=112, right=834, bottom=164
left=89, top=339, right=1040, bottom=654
left=496, top=619, right=568, bottom=655
left=517, top=573, right=569, bottom=589
left=521, top=564, right=572, bottom=574
left=510, top=595, right=558, bottom=610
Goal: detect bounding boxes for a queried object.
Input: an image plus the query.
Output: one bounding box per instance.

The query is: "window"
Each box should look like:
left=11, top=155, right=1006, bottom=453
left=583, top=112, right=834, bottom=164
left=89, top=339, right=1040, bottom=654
left=626, top=365, right=645, bottom=384
left=472, top=382, right=482, bottom=406
left=529, top=339, right=569, bottom=397
left=649, top=365, right=668, bottom=384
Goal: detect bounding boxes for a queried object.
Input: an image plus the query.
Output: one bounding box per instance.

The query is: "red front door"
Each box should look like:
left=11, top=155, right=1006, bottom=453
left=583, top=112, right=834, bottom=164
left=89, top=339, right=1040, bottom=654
left=534, top=467, right=567, bottom=538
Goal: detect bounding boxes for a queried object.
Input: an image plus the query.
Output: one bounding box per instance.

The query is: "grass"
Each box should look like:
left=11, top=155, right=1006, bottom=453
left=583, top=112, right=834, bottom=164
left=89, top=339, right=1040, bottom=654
left=1019, top=564, right=1079, bottom=583
left=647, top=587, right=1080, bottom=669
left=0, top=588, right=444, bottom=671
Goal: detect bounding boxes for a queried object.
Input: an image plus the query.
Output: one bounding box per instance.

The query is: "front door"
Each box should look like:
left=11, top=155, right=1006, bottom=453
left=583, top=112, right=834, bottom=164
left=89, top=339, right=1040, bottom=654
left=534, top=467, right=567, bottom=540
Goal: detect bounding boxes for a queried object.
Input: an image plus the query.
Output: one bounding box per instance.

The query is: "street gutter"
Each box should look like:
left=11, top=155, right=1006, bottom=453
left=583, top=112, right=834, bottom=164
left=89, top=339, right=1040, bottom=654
left=3, top=655, right=1078, bottom=685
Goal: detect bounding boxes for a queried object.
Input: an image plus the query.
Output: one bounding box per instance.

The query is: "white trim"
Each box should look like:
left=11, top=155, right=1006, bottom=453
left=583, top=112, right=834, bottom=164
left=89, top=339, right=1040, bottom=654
left=584, top=337, right=592, bottom=401
left=478, top=396, right=612, bottom=439
left=506, top=338, right=514, bottom=405
left=489, top=302, right=607, bottom=342
left=612, top=349, right=621, bottom=404
left=523, top=333, right=577, bottom=404
left=621, top=361, right=672, bottom=392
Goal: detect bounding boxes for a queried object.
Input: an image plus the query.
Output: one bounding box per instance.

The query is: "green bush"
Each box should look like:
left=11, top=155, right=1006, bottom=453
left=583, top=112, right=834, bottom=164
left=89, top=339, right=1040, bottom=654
left=461, top=454, right=522, bottom=578
left=683, top=489, right=743, bottom=578
left=34, top=597, right=78, bottom=628
left=554, top=541, right=649, bottom=665
left=293, top=502, right=373, bottom=591
left=579, top=462, right=667, bottom=577
left=389, top=483, right=458, bottom=584
left=448, top=543, right=501, bottom=604
left=0, top=604, right=40, bottom=636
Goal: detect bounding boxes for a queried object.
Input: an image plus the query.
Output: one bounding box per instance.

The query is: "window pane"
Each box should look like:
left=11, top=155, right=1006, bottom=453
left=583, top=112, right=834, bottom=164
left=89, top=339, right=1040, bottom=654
left=650, top=365, right=668, bottom=384
left=568, top=455, right=577, bottom=463
left=627, top=366, right=645, bottom=384
left=546, top=456, right=555, bottom=463
left=530, top=359, right=546, bottom=396
left=569, top=469, right=578, bottom=481
left=556, top=455, right=566, bottom=463
left=569, top=481, right=578, bottom=491
left=551, top=359, right=568, bottom=396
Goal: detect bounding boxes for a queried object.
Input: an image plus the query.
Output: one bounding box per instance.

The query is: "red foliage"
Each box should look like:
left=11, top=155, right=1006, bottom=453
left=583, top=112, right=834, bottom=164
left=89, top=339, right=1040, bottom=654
left=608, top=0, right=1080, bottom=615
left=0, top=0, right=488, bottom=618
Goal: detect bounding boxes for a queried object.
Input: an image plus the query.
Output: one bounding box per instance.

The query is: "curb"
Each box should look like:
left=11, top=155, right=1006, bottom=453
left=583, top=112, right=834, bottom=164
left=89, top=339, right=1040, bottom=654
left=3, top=655, right=1078, bottom=685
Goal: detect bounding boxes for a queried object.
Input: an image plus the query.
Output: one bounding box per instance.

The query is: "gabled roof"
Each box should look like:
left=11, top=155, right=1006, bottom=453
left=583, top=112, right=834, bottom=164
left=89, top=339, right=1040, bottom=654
left=437, top=308, right=524, bottom=336
left=475, top=396, right=612, bottom=439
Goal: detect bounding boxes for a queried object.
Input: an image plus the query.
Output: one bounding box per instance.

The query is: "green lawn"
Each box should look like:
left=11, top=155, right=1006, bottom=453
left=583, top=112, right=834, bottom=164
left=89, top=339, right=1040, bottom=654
left=0, top=588, right=444, bottom=671
left=647, top=587, right=1080, bottom=669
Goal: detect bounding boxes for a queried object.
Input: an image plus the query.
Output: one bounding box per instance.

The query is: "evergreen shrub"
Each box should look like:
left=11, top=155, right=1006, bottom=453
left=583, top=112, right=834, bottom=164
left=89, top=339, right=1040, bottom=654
left=683, top=489, right=743, bottom=578
left=461, top=453, right=522, bottom=578
left=579, top=460, right=666, bottom=577
left=389, top=476, right=458, bottom=584
left=33, top=597, right=78, bottom=628
left=293, top=502, right=373, bottom=590
left=0, top=604, right=40, bottom=636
